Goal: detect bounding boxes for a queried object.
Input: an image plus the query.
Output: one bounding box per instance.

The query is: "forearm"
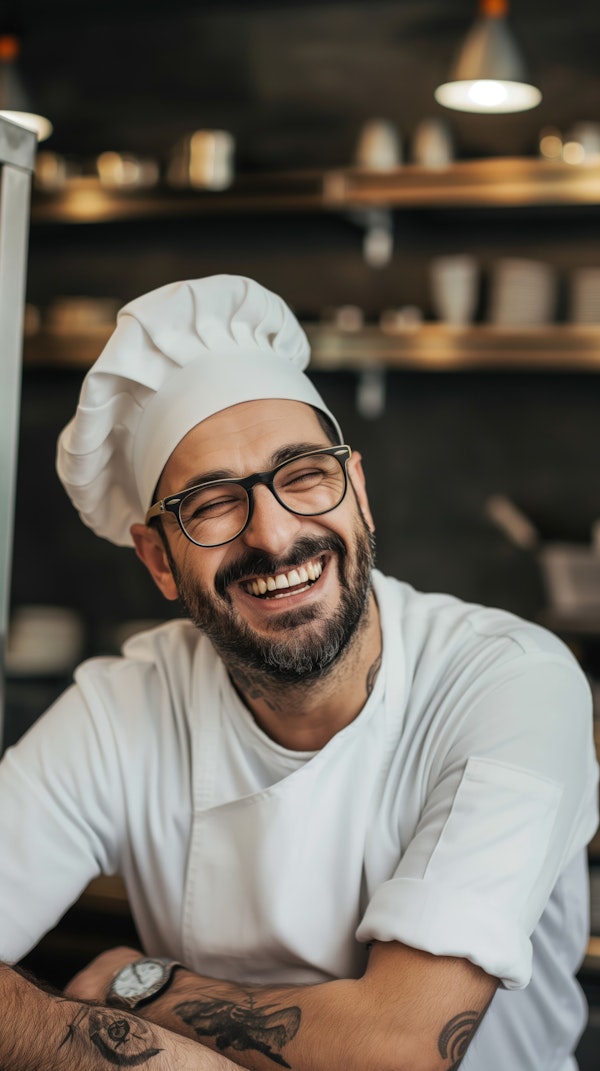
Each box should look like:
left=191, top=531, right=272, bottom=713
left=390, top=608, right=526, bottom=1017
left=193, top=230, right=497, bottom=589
left=65, top=944, right=496, bottom=1071
left=0, top=962, right=244, bottom=1071
left=136, top=969, right=357, bottom=1071
left=136, top=953, right=495, bottom=1071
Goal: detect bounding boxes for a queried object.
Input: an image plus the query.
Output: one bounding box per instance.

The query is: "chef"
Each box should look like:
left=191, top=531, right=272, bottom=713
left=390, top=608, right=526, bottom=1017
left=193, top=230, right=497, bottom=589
left=0, top=275, right=597, bottom=1071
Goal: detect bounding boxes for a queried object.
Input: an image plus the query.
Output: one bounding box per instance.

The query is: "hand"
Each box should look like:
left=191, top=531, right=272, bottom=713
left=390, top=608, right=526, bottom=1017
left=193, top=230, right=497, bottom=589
left=64, top=945, right=143, bottom=1002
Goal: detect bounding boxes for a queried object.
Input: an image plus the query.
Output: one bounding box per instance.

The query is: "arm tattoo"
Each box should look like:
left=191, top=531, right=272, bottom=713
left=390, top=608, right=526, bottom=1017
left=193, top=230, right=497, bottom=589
left=60, top=1006, right=162, bottom=1066
left=438, top=1009, right=484, bottom=1069
left=365, top=652, right=382, bottom=697
left=175, top=993, right=301, bottom=1068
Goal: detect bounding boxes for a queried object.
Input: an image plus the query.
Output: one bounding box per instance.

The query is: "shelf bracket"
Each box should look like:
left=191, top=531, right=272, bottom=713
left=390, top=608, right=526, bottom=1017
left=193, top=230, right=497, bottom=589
left=356, top=366, right=387, bottom=418
left=346, top=206, right=394, bottom=268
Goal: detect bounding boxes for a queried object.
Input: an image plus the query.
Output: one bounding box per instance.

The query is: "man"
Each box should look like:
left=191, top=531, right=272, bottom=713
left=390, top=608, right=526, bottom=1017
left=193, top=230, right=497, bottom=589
left=0, top=275, right=597, bottom=1071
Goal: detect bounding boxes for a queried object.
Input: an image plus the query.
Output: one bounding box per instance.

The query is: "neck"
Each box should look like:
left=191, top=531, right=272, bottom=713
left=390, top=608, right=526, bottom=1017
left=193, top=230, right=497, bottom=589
left=228, top=591, right=382, bottom=750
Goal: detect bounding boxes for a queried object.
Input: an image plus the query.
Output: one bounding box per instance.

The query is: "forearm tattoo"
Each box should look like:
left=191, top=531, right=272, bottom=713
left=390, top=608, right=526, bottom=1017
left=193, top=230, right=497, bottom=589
left=60, top=1006, right=162, bottom=1066
left=175, top=991, right=301, bottom=1068
left=438, top=1009, right=485, bottom=1069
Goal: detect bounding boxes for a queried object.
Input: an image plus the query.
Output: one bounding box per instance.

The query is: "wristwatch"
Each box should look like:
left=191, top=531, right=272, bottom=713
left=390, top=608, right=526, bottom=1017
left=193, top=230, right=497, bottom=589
left=106, top=957, right=182, bottom=1010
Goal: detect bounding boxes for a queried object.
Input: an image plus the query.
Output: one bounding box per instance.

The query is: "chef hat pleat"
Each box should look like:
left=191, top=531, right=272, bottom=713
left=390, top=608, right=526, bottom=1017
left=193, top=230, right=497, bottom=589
left=56, top=275, right=341, bottom=547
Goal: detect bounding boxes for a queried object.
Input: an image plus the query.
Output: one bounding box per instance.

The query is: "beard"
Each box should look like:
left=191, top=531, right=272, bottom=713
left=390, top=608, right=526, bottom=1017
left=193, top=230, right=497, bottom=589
left=163, top=514, right=375, bottom=686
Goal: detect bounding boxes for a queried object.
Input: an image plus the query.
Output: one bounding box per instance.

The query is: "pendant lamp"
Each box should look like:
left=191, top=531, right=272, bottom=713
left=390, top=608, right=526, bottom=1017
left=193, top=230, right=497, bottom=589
left=434, top=0, right=541, bottom=114
left=0, top=33, right=52, bottom=141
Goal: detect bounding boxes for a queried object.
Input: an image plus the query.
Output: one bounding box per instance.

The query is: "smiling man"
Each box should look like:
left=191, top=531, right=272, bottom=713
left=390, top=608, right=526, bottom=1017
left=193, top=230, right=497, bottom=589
left=0, top=276, right=598, bottom=1071
left=133, top=397, right=380, bottom=750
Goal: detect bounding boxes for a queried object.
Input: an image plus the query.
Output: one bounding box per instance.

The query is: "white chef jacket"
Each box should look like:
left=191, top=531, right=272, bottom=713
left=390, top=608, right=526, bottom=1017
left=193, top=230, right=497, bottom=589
left=0, top=572, right=598, bottom=1071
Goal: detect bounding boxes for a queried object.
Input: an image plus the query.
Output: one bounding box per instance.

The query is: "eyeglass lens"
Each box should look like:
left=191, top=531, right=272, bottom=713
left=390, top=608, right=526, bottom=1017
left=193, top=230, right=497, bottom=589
left=179, top=451, right=346, bottom=546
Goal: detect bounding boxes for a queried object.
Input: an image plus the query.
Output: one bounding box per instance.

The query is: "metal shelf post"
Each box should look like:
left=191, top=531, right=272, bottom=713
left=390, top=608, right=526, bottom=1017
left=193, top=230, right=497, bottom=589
left=0, top=117, right=36, bottom=750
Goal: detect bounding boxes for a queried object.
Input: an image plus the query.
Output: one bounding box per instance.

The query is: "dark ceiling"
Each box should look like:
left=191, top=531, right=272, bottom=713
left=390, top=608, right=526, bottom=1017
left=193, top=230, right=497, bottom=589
left=4, top=1, right=600, bottom=168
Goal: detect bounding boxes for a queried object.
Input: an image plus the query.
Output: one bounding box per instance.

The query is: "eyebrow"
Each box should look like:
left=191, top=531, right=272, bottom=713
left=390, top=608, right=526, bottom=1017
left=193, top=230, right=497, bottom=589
left=177, top=441, right=329, bottom=493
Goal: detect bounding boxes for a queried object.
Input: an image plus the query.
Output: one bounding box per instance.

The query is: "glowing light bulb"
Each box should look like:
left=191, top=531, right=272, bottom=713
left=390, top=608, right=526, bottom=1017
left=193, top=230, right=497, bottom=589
left=467, top=80, right=509, bottom=107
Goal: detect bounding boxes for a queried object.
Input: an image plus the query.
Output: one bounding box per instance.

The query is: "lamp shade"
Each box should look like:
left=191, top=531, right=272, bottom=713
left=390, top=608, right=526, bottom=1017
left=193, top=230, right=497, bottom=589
left=0, top=34, right=52, bottom=141
left=435, top=0, right=541, bottom=114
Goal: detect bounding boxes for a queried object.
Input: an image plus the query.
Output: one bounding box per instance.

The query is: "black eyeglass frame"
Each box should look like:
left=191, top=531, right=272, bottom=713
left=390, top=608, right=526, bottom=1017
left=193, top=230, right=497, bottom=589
left=145, top=444, right=353, bottom=548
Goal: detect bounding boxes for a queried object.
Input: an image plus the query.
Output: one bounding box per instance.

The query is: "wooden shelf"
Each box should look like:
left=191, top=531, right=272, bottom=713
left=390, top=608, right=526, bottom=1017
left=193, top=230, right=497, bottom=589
left=30, top=172, right=326, bottom=224
left=323, top=157, right=600, bottom=210
left=30, top=157, right=600, bottom=224
left=22, top=323, right=600, bottom=373
left=584, top=936, right=600, bottom=972
left=306, top=324, right=600, bottom=372
left=78, top=874, right=130, bottom=915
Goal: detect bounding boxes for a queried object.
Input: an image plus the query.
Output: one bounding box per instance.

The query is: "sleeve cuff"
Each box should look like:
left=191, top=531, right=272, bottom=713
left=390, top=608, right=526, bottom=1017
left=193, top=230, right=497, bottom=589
left=356, top=876, right=532, bottom=989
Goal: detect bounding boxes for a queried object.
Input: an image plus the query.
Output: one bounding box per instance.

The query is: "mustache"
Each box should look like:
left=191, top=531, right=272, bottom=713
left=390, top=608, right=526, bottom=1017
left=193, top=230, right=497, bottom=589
left=214, top=534, right=347, bottom=598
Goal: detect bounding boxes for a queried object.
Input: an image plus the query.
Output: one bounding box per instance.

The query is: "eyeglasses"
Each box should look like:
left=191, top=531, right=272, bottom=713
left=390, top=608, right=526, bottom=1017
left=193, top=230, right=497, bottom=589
left=145, top=444, right=352, bottom=548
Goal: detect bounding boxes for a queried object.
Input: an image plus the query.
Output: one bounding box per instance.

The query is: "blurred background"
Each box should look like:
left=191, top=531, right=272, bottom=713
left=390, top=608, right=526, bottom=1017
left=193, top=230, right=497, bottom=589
left=2, top=2, right=600, bottom=1056
left=6, top=0, right=600, bottom=644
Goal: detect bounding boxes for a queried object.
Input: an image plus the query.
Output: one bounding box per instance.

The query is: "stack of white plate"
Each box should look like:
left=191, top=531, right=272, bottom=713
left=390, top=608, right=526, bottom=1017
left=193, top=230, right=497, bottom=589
left=488, top=258, right=557, bottom=326
left=6, top=605, right=84, bottom=677
left=569, top=267, right=600, bottom=324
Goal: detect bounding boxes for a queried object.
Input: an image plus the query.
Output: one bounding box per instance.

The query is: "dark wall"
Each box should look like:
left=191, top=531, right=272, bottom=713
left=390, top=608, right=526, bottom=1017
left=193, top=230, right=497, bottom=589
left=14, top=0, right=600, bottom=166
left=26, top=203, right=600, bottom=326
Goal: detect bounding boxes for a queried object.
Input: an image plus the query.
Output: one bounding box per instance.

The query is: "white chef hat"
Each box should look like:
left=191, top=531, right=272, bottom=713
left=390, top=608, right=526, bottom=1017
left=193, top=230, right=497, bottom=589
left=56, top=275, right=342, bottom=547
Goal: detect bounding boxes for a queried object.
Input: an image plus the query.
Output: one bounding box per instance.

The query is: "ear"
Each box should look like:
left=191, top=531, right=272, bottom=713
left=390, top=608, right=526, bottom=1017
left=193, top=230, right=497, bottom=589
left=347, top=451, right=375, bottom=533
left=130, top=523, right=179, bottom=601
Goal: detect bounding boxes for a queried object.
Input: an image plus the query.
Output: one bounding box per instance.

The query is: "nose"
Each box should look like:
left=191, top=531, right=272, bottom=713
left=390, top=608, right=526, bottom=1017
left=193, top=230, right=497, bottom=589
left=241, top=484, right=303, bottom=556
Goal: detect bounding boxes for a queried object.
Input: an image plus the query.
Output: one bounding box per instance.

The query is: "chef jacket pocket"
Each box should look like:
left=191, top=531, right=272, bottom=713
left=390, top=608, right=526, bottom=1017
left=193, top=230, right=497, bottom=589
left=423, top=756, right=563, bottom=933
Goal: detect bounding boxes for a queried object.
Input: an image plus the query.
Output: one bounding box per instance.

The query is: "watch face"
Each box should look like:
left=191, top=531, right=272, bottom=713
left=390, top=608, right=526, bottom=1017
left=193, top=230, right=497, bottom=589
left=114, top=960, right=166, bottom=999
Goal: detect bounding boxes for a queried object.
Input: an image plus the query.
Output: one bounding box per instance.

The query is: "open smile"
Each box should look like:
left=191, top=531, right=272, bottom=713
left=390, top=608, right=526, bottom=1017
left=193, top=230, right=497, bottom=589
left=241, top=555, right=325, bottom=599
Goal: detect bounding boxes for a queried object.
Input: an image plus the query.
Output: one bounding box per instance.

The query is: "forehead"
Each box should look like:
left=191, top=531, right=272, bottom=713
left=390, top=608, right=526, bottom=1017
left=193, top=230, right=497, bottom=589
left=158, top=398, right=329, bottom=492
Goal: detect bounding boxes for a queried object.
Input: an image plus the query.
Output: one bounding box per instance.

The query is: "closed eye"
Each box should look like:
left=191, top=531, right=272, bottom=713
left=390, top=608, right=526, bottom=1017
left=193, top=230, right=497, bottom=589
left=184, top=491, right=245, bottom=521
left=280, top=467, right=325, bottom=490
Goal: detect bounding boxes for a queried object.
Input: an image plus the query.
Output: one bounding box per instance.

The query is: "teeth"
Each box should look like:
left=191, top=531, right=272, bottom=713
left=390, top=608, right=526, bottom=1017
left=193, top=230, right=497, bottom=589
left=244, top=557, right=323, bottom=597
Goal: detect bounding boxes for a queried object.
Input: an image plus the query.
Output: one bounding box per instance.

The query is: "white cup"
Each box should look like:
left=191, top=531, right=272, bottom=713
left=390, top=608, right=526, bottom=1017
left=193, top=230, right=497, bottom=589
left=430, top=255, right=479, bottom=325
left=354, top=120, right=401, bottom=170
left=566, top=122, right=600, bottom=161
left=412, top=118, right=454, bottom=168
left=168, top=130, right=235, bottom=190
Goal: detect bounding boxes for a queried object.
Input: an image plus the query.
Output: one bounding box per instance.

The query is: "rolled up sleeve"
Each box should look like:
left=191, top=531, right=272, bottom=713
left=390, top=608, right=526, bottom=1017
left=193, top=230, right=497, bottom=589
left=357, top=657, right=599, bottom=989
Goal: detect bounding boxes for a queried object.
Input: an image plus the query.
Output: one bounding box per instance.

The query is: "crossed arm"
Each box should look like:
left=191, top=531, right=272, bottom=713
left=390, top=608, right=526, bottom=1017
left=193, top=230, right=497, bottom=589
left=0, top=960, right=245, bottom=1071
left=64, top=941, right=498, bottom=1071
